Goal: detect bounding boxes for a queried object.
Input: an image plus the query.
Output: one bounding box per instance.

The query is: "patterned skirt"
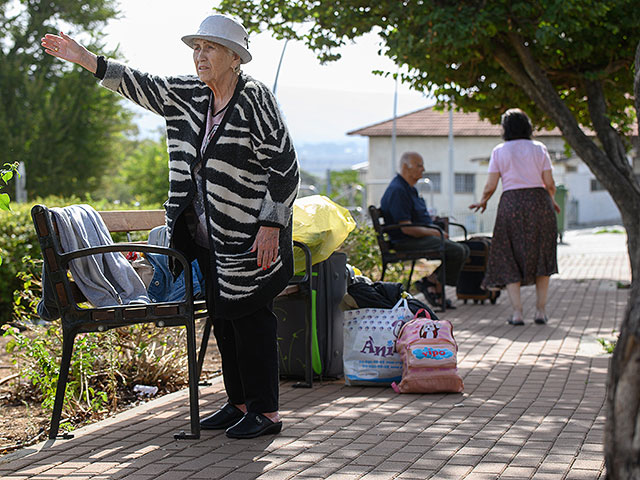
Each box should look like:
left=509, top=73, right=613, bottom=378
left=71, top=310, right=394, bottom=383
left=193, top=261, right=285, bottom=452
left=483, top=187, right=558, bottom=288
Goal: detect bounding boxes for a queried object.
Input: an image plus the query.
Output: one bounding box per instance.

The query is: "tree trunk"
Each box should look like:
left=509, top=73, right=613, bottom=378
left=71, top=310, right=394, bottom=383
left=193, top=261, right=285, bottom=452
left=605, top=230, right=640, bottom=479
left=603, top=40, right=640, bottom=480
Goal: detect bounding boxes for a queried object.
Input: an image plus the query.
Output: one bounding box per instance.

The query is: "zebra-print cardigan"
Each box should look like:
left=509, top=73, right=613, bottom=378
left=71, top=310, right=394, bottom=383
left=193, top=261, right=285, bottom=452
left=100, top=61, right=299, bottom=319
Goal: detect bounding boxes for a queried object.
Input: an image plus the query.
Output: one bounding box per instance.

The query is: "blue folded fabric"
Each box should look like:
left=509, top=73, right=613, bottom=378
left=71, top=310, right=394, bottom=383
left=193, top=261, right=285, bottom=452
left=145, top=252, right=205, bottom=303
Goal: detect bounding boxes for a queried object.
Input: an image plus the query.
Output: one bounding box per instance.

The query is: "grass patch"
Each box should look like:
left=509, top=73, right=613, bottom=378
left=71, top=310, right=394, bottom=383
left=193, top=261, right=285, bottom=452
left=597, top=337, right=617, bottom=354
left=593, top=226, right=625, bottom=234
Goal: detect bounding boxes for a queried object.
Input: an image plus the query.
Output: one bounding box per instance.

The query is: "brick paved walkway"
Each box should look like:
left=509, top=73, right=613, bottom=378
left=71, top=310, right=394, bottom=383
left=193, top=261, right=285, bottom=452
left=0, top=229, right=631, bottom=479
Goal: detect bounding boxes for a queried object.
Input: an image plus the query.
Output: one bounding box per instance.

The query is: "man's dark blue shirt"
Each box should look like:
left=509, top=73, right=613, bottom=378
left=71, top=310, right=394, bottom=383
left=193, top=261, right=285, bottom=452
left=380, top=174, right=433, bottom=242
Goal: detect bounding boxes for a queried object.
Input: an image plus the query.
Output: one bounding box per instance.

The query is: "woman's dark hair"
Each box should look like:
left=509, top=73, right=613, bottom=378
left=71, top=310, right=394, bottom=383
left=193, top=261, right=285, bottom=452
left=501, top=108, right=533, bottom=141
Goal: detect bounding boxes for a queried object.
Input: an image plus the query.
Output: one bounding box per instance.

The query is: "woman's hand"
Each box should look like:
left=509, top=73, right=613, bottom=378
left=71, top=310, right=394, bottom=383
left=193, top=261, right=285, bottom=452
left=469, top=201, right=487, bottom=213
left=470, top=172, right=499, bottom=214
left=41, top=32, right=97, bottom=73
left=251, top=226, right=280, bottom=270
left=552, top=199, right=561, bottom=214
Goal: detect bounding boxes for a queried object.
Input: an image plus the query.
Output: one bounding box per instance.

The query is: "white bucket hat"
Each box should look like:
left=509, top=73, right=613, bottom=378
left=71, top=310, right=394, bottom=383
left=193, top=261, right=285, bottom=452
left=182, top=14, right=252, bottom=64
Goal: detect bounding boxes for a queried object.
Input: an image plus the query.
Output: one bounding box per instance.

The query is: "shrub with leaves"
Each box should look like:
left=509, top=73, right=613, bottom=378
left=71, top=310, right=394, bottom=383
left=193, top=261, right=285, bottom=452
left=3, top=311, right=189, bottom=428
left=338, top=224, right=406, bottom=283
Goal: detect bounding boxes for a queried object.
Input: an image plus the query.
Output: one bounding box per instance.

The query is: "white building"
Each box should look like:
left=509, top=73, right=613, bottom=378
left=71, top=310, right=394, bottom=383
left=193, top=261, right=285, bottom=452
left=348, top=106, right=622, bottom=233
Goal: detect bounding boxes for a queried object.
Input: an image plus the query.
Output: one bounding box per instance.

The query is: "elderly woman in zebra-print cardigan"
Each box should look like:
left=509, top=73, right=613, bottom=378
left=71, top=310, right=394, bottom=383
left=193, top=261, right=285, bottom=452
left=42, top=14, right=299, bottom=439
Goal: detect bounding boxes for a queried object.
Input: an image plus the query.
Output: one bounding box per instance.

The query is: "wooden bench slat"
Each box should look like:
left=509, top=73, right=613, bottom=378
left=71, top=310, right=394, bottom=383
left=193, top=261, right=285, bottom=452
left=98, top=210, right=165, bottom=232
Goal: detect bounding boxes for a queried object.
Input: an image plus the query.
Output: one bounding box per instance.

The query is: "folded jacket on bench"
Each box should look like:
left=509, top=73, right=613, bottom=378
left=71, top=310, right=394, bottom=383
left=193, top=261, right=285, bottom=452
left=38, top=205, right=151, bottom=320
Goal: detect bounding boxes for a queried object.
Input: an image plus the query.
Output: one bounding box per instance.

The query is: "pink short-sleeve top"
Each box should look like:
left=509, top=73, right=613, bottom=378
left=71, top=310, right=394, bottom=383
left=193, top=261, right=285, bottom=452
left=488, top=139, right=552, bottom=191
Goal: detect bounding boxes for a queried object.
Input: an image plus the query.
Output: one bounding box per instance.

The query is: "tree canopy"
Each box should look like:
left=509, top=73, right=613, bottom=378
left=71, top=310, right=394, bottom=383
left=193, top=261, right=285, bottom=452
left=0, top=0, right=134, bottom=198
left=220, top=1, right=638, bottom=133
left=96, top=134, right=170, bottom=207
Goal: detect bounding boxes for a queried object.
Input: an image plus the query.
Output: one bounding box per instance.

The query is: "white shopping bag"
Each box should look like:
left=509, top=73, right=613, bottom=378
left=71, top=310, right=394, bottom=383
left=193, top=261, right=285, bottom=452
left=343, top=298, right=414, bottom=386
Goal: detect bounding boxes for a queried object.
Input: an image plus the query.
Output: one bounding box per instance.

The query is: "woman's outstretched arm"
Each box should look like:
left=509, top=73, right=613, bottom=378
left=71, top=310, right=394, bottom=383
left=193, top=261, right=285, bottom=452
left=469, top=172, right=500, bottom=213
left=41, top=32, right=97, bottom=74
left=43, top=31, right=176, bottom=118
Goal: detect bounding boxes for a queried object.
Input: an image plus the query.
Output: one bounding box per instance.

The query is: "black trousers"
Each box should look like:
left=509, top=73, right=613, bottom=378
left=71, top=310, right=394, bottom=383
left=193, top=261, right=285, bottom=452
left=394, top=237, right=471, bottom=286
left=196, top=246, right=279, bottom=413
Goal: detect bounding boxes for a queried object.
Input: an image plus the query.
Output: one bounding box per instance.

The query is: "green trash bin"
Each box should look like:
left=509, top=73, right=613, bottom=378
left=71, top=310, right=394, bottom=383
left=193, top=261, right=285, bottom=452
left=554, top=185, right=568, bottom=243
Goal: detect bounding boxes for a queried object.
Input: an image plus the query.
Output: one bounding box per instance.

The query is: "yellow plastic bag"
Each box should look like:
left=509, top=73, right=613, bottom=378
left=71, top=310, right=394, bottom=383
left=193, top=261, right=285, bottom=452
left=292, top=195, right=356, bottom=272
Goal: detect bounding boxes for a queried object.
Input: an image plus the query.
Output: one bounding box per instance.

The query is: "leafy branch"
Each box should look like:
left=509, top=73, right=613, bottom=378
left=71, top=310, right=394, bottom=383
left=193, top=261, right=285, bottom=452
left=0, top=162, right=19, bottom=267
left=0, top=162, right=19, bottom=212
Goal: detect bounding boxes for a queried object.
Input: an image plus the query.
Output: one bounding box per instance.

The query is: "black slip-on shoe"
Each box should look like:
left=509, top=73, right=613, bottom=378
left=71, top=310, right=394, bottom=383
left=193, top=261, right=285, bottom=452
left=200, top=403, right=244, bottom=430
left=441, top=298, right=456, bottom=309
left=534, top=316, right=548, bottom=325
left=225, top=412, right=282, bottom=439
left=507, top=316, right=525, bottom=326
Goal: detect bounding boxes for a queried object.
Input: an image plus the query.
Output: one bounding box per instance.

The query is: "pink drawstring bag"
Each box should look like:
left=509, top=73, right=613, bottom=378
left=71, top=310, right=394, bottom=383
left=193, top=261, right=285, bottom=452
left=392, top=309, right=464, bottom=393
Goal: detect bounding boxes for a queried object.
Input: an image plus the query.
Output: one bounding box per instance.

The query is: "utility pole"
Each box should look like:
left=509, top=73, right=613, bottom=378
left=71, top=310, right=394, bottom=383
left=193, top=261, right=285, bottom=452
left=448, top=107, right=454, bottom=216
left=390, top=72, right=398, bottom=179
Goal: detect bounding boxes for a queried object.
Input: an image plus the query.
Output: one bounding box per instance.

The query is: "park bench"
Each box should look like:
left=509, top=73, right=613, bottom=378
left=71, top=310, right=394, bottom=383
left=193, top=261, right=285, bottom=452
left=368, top=206, right=467, bottom=311
left=31, top=205, right=312, bottom=441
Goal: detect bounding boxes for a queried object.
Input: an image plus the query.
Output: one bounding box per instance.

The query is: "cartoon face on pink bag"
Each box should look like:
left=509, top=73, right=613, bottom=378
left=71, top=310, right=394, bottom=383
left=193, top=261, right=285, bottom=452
left=419, top=323, right=439, bottom=338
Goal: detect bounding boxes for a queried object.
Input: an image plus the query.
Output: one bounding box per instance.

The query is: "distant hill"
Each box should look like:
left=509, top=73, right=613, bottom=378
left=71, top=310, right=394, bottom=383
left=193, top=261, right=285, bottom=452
left=296, top=140, right=367, bottom=175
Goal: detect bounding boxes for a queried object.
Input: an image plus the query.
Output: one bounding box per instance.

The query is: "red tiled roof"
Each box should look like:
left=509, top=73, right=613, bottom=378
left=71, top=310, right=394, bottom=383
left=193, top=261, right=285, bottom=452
left=347, top=106, right=564, bottom=137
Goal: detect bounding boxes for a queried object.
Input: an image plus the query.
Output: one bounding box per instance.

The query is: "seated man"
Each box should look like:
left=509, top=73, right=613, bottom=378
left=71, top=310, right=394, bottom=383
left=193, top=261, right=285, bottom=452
left=380, top=151, right=470, bottom=308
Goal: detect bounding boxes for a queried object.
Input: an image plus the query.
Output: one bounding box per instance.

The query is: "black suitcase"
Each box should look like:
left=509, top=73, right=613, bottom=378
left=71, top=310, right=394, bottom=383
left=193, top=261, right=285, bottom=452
left=275, top=251, right=347, bottom=383
left=456, top=237, right=500, bottom=304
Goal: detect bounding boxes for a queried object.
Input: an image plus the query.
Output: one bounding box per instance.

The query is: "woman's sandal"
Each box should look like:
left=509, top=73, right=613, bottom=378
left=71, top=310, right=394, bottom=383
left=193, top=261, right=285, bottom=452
left=508, top=316, right=524, bottom=326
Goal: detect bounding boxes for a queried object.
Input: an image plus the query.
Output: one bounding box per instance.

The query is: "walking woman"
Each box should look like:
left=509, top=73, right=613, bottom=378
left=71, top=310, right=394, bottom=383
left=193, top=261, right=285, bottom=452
left=42, top=14, right=299, bottom=438
left=470, top=108, right=560, bottom=326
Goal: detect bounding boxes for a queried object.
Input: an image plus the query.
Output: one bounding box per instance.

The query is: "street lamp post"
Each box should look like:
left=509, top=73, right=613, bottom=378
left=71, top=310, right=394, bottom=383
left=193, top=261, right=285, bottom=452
left=273, top=38, right=289, bottom=96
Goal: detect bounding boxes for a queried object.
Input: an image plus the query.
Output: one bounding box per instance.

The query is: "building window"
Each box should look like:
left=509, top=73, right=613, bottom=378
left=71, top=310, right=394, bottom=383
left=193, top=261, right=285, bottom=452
left=590, top=178, right=605, bottom=191
left=455, top=173, right=475, bottom=193
left=421, top=173, right=441, bottom=193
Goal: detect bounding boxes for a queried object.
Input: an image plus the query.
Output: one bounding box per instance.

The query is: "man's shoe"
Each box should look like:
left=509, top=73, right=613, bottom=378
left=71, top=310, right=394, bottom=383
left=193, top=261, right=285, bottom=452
left=416, top=277, right=441, bottom=307
left=440, top=298, right=456, bottom=310
left=200, top=403, right=244, bottom=430
left=225, top=412, right=282, bottom=439
left=431, top=295, right=456, bottom=310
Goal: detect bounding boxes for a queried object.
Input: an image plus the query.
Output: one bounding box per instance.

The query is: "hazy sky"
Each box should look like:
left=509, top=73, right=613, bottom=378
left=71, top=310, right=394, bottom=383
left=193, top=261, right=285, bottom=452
left=102, top=0, right=434, bottom=143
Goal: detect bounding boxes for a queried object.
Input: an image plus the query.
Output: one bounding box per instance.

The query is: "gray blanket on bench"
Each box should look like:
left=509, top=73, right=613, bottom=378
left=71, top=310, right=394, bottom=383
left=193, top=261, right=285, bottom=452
left=38, top=205, right=149, bottom=320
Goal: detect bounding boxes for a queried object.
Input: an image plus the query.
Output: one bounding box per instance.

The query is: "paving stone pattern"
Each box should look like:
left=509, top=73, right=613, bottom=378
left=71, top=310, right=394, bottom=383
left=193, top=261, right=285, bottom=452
left=0, top=230, right=630, bottom=479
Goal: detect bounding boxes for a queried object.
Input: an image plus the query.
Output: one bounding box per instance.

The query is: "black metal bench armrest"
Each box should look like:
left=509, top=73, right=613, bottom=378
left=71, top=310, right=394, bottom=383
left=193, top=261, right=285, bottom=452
left=447, top=221, right=468, bottom=240
left=289, top=240, right=312, bottom=289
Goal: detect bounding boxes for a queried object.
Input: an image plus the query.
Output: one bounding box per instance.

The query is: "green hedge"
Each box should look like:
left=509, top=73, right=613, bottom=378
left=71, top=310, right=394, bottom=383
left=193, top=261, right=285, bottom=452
left=0, top=197, right=162, bottom=323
